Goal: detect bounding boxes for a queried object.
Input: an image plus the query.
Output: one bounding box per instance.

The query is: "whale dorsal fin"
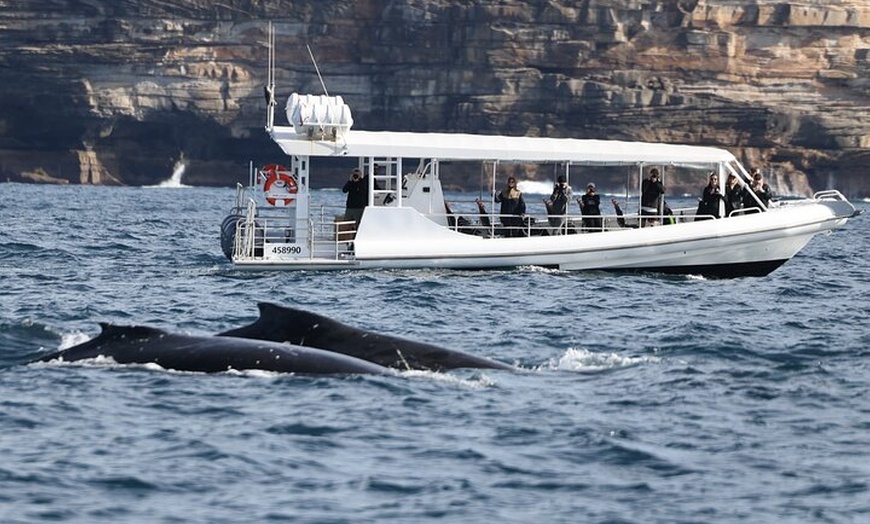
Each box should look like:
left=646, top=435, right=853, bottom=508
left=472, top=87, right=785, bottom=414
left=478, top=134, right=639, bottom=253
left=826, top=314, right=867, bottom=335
left=256, top=302, right=340, bottom=336
left=257, top=302, right=333, bottom=325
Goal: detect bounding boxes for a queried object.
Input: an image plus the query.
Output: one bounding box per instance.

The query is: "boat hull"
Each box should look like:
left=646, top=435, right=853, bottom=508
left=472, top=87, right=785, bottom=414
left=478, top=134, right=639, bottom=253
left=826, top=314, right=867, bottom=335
left=232, top=199, right=852, bottom=278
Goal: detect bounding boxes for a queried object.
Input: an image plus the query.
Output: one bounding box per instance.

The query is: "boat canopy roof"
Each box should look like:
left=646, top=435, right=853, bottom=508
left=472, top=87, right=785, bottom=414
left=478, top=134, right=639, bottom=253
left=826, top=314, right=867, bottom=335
left=270, top=126, right=737, bottom=167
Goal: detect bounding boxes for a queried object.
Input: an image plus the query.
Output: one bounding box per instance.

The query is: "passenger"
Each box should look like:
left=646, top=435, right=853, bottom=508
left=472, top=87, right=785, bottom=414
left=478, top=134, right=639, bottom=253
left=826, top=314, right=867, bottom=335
left=494, top=176, right=526, bottom=237
left=695, top=172, right=723, bottom=221
left=744, top=168, right=773, bottom=210
left=371, top=163, right=388, bottom=203
left=545, top=175, right=572, bottom=233
left=444, top=202, right=475, bottom=235
left=371, top=164, right=385, bottom=188
left=641, top=168, right=665, bottom=226
left=578, top=182, right=602, bottom=232
left=663, top=202, right=677, bottom=225
left=611, top=199, right=627, bottom=228
left=341, top=168, right=367, bottom=227
left=474, top=198, right=492, bottom=228
left=724, top=173, right=747, bottom=216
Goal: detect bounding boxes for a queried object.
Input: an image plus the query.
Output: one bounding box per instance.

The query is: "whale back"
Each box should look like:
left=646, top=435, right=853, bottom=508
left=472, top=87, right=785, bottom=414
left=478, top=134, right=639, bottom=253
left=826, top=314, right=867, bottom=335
left=35, top=324, right=169, bottom=363
left=33, top=323, right=387, bottom=375
left=219, top=303, right=514, bottom=372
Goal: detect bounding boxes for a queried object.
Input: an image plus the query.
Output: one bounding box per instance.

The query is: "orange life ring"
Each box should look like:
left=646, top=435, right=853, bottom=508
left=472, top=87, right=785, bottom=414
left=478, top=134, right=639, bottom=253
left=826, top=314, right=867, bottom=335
left=258, top=163, right=284, bottom=185
left=262, top=165, right=298, bottom=206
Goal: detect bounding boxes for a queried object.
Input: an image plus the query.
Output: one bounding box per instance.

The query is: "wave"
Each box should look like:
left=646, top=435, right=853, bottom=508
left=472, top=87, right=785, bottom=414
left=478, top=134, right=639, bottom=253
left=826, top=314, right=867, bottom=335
left=0, top=320, right=64, bottom=367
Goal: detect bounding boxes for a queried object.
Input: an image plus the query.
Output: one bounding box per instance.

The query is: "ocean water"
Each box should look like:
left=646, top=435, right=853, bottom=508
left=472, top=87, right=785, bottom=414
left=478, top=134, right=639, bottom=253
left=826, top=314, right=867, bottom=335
left=1, top=183, right=868, bottom=524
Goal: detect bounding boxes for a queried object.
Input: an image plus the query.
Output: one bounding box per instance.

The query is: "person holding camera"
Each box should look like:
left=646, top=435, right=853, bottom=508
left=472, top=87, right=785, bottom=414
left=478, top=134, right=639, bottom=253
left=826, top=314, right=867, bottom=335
left=695, top=172, right=724, bottom=221
left=641, top=168, right=665, bottom=226
left=342, top=168, right=367, bottom=227
left=545, top=175, right=572, bottom=232
left=579, top=182, right=602, bottom=232
left=744, top=168, right=773, bottom=210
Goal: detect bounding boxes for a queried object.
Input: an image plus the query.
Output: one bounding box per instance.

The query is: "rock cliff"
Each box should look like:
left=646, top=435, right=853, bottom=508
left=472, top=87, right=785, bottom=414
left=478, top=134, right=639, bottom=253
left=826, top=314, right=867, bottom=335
left=1, top=0, right=868, bottom=196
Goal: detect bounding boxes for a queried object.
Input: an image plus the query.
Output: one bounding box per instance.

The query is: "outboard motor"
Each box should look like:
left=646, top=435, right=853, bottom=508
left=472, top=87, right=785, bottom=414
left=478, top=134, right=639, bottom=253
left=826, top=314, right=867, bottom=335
left=220, top=214, right=242, bottom=261
left=221, top=213, right=266, bottom=260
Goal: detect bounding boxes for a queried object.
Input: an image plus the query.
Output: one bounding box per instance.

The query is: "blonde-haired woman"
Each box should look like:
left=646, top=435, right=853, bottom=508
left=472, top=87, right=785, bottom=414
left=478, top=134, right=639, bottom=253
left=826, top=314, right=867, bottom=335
left=494, top=177, right=526, bottom=237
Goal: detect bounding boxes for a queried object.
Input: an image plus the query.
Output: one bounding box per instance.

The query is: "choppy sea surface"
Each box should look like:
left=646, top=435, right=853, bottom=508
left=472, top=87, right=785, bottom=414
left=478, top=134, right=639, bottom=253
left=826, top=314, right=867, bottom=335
left=1, top=182, right=868, bottom=524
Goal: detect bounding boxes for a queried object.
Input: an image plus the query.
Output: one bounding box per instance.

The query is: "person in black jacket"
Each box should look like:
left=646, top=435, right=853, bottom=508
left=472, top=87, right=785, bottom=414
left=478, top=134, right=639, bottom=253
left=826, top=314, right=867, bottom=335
left=744, top=168, right=773, bottom=211
left=696, top=172, right=724, bottom=220
left=494, top=176, right=526, bottom=237
left=724, top=173, right=747, bottom=216
left=342, top=168, right=367, bottom=227
left=641, top=168, right=665, bottom=226
left=578, top=182, right=602, bottom=232
left=545, top=175, right=572, bottom=233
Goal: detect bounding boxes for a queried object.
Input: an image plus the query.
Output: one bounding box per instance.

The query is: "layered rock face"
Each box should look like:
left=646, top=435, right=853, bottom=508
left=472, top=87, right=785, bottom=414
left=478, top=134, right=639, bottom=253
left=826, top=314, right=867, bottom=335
left=1, top=0, right=868, bottom=196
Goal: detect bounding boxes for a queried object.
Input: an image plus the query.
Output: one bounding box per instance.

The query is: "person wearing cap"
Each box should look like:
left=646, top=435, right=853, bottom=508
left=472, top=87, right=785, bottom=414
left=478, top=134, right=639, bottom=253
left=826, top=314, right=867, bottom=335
left=578, top=182, right=602, bottom=232
left=545, top=175, right=572, bottom=233
left=744, top=168, right=773, bottom=210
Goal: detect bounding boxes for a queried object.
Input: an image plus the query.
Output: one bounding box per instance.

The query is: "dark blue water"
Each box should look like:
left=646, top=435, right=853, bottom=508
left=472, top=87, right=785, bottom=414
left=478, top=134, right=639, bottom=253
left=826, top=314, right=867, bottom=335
left=1, top=183, right=868, bottom=523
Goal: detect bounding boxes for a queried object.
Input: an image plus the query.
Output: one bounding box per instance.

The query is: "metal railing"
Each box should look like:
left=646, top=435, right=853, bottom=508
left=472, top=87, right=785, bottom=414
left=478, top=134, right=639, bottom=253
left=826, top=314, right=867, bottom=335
left=309, top=205, right=356, bottom=259
left=232, top=198, right=259, bottom=260
left=231, top=195, right=793, bottom=263
left=814, top=189, right=848, bottom=202
left=441, top=198, right=702, bottom=236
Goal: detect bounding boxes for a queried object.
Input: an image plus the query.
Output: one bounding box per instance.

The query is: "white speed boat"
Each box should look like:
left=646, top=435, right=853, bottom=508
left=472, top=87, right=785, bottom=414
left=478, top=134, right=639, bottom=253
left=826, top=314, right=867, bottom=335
left=220, top=92, right=858, bottom=278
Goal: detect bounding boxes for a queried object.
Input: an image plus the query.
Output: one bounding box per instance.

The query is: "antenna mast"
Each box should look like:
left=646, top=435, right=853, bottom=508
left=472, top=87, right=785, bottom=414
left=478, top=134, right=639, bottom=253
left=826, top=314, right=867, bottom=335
left=264, top=22, right=276, bottom=131
left=307, top=44, right=329, bottom=96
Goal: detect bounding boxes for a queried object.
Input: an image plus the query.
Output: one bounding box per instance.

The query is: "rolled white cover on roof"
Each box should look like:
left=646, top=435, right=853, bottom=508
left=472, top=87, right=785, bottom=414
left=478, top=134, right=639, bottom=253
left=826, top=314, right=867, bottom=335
left=285, top=93, right=354, bottom=139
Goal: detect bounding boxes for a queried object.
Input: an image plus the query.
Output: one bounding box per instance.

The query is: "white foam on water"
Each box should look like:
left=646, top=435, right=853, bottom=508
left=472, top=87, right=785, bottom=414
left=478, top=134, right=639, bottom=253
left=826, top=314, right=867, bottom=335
left=146, top=158, right=190, bottom=188
left=540, top=347, right=659, bottom=373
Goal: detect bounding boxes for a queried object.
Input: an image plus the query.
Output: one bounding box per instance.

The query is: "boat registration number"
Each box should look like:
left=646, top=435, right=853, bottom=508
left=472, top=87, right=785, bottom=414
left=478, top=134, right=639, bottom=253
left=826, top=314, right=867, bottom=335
left=270, top=244, right=302, bottom=256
